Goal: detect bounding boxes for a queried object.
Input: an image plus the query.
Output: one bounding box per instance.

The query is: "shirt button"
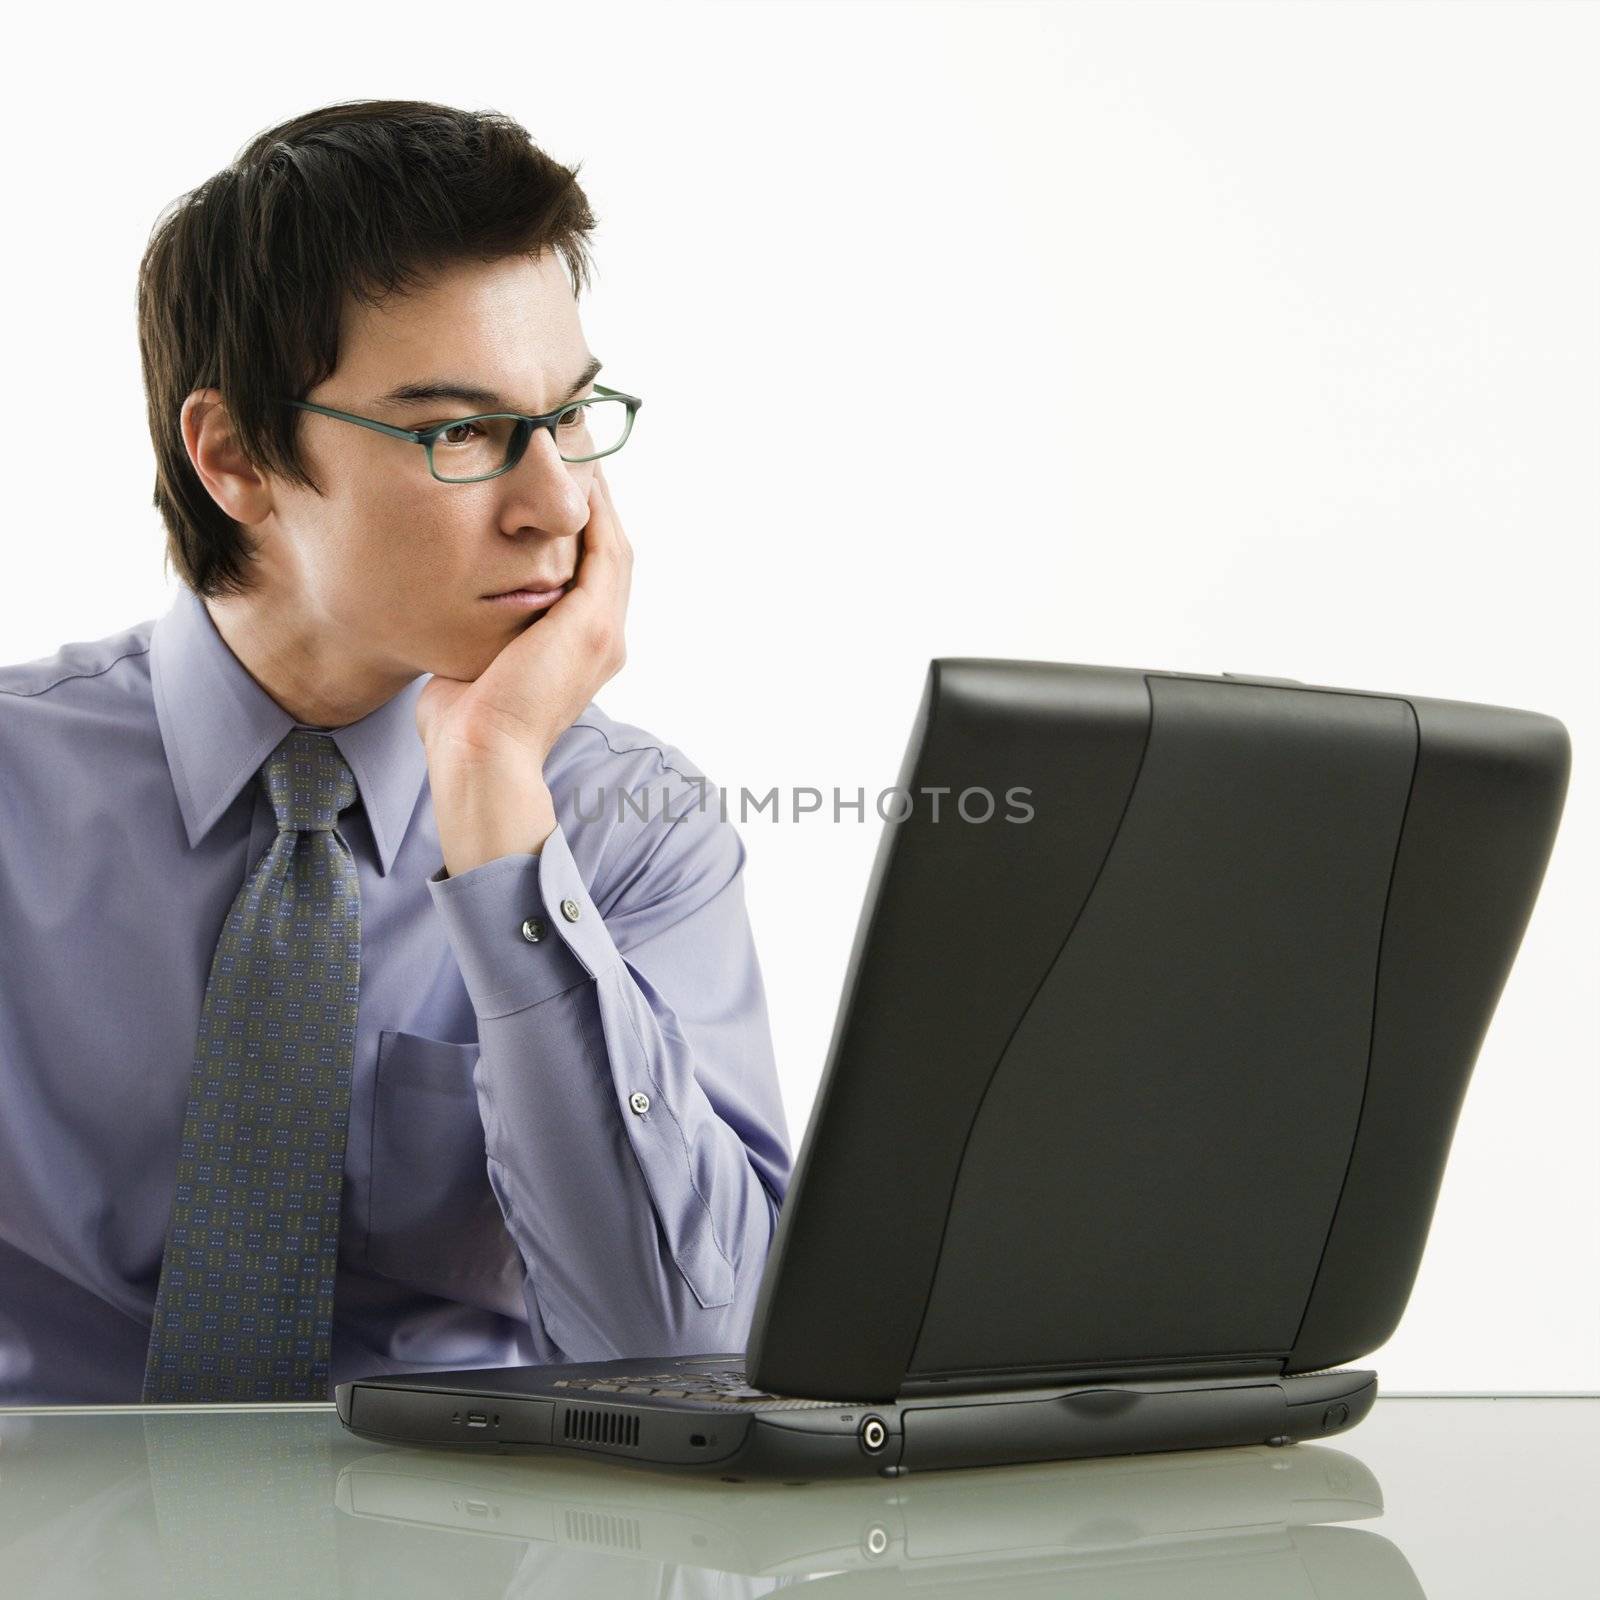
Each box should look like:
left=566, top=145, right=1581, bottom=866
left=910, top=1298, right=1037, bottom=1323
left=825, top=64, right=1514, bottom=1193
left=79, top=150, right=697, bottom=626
left=520, top=916, right=547, bottom=943
left=628, top=1091, right=651, bottom=1115
left=561, top=898, right=582, bottom=922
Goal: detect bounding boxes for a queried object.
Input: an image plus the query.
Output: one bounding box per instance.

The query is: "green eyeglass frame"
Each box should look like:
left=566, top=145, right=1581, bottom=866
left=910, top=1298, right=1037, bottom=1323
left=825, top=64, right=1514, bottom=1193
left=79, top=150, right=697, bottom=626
left=282, top=383, right=643, bottom=482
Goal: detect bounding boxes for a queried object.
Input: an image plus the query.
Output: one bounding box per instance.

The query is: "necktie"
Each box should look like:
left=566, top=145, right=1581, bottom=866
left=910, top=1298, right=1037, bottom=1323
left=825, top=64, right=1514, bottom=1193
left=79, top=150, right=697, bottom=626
left=142, top=727, right=363, bottom=1402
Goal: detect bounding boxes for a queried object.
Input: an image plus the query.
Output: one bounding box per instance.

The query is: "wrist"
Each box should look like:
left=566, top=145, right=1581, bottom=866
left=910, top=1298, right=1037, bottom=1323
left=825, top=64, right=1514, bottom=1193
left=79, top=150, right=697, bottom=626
left=430, top=754, right=558, bottom=877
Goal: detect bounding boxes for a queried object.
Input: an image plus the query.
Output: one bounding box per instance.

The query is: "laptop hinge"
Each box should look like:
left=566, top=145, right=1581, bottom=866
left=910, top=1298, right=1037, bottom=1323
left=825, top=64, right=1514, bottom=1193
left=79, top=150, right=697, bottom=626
left=897, top=1355, right=1287, bottom=1398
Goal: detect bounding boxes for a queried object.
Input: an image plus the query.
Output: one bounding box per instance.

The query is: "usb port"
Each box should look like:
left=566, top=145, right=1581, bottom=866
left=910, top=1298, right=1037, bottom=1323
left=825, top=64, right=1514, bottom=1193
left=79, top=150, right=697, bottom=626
left=466, top=1412, right=489, bottom=1428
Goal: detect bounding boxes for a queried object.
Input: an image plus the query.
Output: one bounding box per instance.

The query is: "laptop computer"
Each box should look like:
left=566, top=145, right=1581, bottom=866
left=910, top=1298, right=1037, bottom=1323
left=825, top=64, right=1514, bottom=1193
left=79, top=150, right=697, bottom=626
left=336, top=659, right=1571, bottom=1480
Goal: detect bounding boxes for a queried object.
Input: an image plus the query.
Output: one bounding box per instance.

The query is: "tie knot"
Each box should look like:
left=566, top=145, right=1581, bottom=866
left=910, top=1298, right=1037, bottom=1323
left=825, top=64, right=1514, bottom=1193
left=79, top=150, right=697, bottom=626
left=261, top=728, right=359, bottom=834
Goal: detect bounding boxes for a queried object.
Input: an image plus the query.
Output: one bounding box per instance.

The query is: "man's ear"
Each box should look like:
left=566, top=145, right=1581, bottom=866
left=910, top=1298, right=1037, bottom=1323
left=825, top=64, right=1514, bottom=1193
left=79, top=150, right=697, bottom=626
left=181, top=388, right=275, bottom=525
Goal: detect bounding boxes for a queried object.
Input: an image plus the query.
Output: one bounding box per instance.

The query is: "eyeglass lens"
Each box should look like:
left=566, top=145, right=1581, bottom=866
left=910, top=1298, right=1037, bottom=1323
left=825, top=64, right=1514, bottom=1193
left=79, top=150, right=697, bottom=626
left=429, top=398, right=630, bottom=480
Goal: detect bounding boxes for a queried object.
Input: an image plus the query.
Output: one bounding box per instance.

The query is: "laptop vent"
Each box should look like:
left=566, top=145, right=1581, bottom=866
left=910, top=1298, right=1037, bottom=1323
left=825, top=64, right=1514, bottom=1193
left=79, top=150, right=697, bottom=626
left=562, top=1405, right=642, bottom=1449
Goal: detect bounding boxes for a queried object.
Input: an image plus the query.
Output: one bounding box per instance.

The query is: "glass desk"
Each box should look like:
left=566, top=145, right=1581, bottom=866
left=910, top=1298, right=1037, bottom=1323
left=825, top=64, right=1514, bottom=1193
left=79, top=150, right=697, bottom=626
left=0, top=1396, right=1590, bottom=1597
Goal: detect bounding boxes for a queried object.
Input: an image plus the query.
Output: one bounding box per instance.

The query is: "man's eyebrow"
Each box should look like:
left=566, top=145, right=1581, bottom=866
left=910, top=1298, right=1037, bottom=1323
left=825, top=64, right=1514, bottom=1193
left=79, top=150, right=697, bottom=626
left=374, top=354, right=604, bottom=413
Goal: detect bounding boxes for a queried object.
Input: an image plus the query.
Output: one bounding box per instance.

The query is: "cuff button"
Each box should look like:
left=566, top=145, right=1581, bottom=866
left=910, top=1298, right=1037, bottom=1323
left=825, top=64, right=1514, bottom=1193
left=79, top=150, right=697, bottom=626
left=628, top=1091, right=651, bottom=1115
left=520, top=916, right=547, bottom=943
left=560, top=898, right=582, bottom=922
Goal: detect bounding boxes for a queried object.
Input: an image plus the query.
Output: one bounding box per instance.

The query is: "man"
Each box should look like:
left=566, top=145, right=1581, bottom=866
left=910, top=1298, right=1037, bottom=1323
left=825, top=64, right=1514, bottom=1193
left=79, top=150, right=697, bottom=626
left=0, top=99, right=792, bottom=1404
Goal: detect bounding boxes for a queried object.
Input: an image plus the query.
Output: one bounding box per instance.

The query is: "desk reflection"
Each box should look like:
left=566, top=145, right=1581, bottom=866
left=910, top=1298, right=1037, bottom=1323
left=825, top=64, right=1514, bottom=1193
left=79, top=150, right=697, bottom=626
left=0, top=1404, right=1420, bottom=1599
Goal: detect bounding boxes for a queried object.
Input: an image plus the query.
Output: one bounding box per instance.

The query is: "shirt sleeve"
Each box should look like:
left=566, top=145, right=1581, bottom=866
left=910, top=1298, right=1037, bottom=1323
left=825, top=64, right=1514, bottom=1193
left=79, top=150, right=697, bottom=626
left=423, top=791, right=792, bottom=1363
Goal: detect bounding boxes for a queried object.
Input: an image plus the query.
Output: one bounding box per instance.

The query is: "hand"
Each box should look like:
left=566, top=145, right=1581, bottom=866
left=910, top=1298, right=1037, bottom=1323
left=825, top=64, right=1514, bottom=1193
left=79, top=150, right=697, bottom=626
left=415, top=461, right=633, bottom=771
left=417, top=462, right=632, bottom=877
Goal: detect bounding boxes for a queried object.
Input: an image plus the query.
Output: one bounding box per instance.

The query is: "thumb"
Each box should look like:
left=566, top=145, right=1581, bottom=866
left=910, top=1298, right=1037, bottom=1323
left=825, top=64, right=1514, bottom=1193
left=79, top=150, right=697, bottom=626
left=415, top=673, right=467, bottom=749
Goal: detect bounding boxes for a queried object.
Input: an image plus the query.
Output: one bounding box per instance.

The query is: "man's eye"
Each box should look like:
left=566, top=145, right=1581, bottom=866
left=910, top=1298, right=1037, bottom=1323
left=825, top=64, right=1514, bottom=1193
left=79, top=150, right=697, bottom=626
left=437, top=421, right=483, bottom=447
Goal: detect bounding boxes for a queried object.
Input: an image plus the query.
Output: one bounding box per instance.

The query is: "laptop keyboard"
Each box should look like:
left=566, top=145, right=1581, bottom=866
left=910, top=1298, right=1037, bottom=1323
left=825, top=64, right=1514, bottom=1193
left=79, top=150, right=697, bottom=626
left=551, top=1365, right=771, bottom=1402
left=549, top=1365, right=836, bottom=1406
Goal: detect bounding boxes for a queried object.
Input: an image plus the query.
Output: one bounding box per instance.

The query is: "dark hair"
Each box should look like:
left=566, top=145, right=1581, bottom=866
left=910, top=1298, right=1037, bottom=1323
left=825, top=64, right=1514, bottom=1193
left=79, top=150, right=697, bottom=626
left=138, top=99, right=598, bottom=599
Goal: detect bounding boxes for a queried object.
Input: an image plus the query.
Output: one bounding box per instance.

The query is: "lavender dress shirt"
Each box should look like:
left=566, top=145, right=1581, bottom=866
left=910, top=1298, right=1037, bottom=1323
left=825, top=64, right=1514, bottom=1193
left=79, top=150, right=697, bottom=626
left=0, top=584, right=792, bottom=1403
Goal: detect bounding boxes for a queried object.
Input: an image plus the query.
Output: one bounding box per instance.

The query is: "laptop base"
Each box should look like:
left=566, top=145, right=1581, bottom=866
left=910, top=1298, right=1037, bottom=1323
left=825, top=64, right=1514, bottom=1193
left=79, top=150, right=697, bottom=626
left=335, top=1358, right=1378, bottom=1480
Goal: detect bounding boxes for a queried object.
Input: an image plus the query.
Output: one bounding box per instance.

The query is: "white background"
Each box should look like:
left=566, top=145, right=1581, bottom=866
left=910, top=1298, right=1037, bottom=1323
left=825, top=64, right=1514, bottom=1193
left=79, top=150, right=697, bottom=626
left=3, top=0, right=1594, bottom=1390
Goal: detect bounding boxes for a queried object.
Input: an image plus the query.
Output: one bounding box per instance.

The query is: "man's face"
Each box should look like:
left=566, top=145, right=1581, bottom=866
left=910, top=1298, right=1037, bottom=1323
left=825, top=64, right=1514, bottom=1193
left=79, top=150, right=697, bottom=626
left=263, top=249, right=597, bottom=684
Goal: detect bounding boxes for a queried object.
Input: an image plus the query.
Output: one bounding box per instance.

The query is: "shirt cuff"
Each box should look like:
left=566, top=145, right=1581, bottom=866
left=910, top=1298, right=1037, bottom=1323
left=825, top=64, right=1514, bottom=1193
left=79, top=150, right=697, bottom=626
left=426, top=822, right=622, bottom=1018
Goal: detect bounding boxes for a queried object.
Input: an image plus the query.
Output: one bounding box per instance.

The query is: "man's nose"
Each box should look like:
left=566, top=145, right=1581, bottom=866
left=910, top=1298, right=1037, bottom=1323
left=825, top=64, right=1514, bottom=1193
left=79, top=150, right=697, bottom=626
left=501, top=429, right=590, bottom=524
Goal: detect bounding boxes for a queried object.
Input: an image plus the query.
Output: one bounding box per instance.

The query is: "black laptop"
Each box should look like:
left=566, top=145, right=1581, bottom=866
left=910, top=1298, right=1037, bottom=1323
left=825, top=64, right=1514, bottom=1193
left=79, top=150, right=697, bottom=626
left=336, top=659, right=1570, bottom=1479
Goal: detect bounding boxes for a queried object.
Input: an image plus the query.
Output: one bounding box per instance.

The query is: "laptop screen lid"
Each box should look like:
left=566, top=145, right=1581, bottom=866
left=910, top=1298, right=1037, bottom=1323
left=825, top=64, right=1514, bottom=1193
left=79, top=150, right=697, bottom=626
left=743, top=661, right=1569, bottom=1402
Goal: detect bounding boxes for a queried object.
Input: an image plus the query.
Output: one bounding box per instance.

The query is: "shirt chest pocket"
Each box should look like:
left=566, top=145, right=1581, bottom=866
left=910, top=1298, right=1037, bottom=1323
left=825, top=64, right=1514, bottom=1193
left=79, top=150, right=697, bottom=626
left=363, top=1029, right=526, bottom=1318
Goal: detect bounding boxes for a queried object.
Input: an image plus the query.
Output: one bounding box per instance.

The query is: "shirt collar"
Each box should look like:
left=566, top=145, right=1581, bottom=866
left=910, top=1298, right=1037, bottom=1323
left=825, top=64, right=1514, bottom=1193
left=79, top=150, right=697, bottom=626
left=148, top=584, right=430, bottom=877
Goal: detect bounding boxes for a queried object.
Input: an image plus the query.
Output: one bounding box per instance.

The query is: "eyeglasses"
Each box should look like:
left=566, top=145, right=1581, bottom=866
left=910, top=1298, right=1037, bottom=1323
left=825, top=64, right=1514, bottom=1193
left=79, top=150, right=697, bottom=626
left=281, top=383, right=643, bottom=483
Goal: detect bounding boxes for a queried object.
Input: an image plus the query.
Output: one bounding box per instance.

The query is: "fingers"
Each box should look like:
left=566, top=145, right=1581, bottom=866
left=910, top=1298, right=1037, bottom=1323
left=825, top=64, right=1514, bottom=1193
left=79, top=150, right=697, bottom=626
left=559, top=466, right=630, bottom=678
left=593, top=463, right=633, bottom=611
left=575, top=464, right=631, bottom=615
left=573, top=468, right=616, bottom=587
left=590, top=464, right=633, bottom=567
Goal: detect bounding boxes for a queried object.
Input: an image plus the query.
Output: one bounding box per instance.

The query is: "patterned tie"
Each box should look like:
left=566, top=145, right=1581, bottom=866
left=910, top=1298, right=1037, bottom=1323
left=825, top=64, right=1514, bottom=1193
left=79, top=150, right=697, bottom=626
left=143, top=727, right=363, bottom=1403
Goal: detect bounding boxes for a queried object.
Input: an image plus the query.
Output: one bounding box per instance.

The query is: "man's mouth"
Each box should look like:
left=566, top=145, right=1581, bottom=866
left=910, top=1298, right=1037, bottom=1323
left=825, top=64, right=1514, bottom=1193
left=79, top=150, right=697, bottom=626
left=482, top=581, right=573, bottom=611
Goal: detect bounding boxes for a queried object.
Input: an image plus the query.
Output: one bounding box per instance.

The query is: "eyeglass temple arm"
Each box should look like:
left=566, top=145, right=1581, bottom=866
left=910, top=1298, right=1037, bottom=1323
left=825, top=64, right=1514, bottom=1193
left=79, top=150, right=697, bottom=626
left=286, top=400, right=425, bottom=443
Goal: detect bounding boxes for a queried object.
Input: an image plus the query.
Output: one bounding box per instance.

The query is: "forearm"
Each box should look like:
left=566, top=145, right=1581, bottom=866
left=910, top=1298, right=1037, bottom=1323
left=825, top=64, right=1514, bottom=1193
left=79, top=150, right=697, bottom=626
left=477, top=970, right=780, bottom=1356
left=424, top=814, right=792, bottom=1360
